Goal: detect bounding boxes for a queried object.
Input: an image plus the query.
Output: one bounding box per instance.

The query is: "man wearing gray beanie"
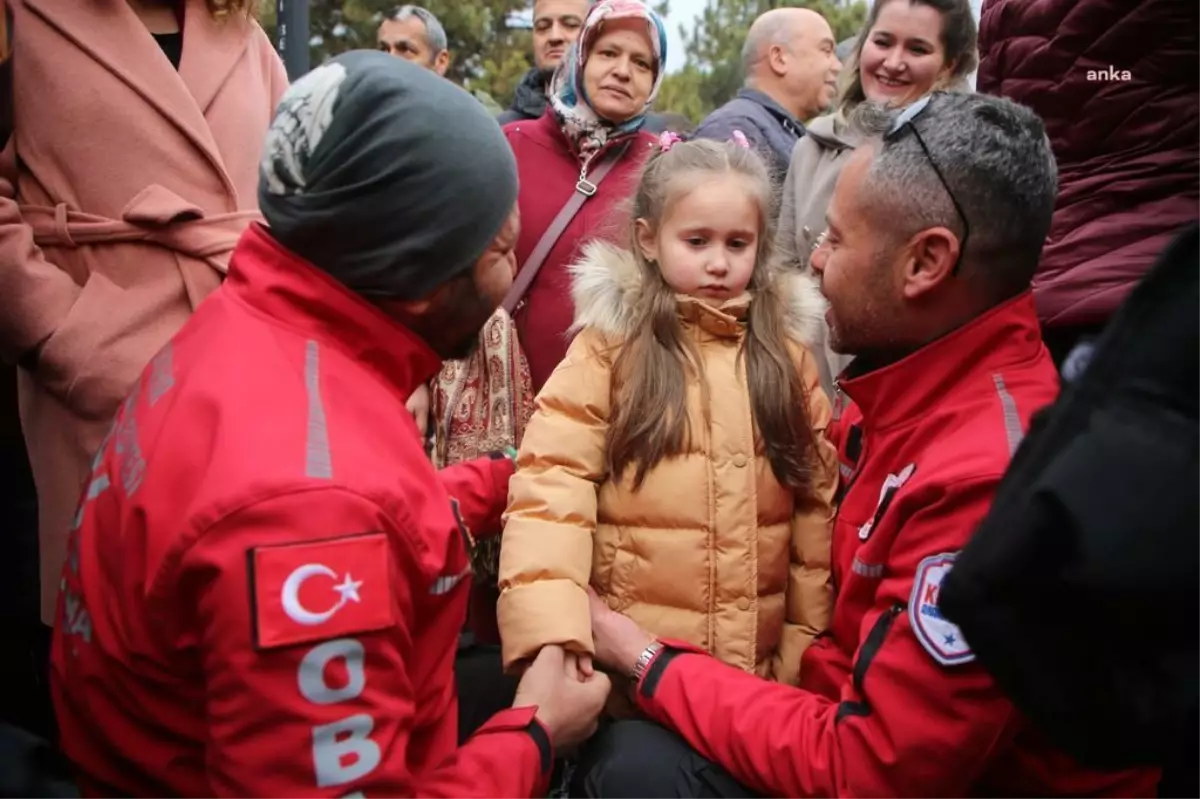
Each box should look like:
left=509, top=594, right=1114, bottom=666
left=49, top=51, right=609, bottom=798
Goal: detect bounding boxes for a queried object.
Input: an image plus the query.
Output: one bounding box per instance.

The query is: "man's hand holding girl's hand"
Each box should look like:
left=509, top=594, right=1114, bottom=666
left=586, top=587, right=657, bottom=677
left=512, top=645, right=610, bottom=750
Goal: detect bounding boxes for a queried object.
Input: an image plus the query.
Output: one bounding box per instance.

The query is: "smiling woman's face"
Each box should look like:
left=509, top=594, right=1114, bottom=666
left=858, top=0, right=954, bottom=107
left=582, top=20, right=656, bottom=123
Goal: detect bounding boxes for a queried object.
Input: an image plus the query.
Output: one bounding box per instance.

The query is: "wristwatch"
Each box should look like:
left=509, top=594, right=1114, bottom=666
left=630, top=640, right=664, bottom=682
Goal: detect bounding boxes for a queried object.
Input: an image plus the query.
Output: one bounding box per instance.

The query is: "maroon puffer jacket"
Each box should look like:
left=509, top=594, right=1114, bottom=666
left=978, top=0, right=1198, bottom=329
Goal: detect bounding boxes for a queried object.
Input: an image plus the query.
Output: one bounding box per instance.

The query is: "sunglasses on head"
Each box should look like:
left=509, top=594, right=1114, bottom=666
left=885, top=93, right=970, bottom=274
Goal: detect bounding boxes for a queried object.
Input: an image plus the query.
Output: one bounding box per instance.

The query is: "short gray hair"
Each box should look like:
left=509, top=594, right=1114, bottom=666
left=388, top=5, right=448, bottom=55
left=849, top=92, right=1058, bottom=300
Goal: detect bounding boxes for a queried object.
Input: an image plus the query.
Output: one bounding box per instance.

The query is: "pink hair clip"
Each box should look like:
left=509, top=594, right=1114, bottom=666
left=730, top=130, right=750, bottom=149
left=658, top=131, right=683, bottom=152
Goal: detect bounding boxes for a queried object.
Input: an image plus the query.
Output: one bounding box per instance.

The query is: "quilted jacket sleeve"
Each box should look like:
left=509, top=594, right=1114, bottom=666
left=497, top=328, right=614, bottom=670
left=771, top=345, right=837, bottom=685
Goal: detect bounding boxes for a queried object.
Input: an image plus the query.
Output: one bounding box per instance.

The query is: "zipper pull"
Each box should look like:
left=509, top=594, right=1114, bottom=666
left=832, top=380, right=845, bottom=421
left=575, top=162, right=597, bottom=196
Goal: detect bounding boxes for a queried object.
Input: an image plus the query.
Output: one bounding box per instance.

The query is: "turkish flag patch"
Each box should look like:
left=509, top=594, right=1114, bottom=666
left=250, top=532, right=396, bottom=650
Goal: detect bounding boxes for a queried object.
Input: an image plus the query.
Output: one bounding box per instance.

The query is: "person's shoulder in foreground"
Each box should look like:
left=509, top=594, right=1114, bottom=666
left=50, top=51, right=610, bottom=799
left=693, top=93, right=771, bottom=142
left=582, top=91, right=1161, bottom=799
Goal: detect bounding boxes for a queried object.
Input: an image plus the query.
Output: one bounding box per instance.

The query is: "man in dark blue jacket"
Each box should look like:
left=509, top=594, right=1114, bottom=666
left=693, top=7, right=840, bottom=178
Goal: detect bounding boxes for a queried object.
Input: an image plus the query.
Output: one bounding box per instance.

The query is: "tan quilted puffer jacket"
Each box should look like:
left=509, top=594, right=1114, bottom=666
left=498, top=241, right=837, bottom=684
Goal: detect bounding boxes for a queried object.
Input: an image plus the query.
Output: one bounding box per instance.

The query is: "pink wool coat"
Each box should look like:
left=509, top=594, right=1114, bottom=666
left=0, top=0, right=287, bottom=622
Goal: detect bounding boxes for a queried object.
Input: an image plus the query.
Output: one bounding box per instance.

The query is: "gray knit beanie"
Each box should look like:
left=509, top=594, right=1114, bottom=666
left=258, top=50, right=519, bottom=300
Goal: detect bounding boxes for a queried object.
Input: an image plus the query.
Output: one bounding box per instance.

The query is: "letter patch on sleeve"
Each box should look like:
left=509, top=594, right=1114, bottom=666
left=909, top=552, right=974, bottom=666
left=250, top=533, right=396, bottom=650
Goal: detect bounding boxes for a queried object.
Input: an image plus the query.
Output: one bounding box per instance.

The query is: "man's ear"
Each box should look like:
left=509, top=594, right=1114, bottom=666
left=767, top=43, right=789, bottom=77
left=900, top=226, right=960, bottom=299
left=380, top=280, right=453, bottom=318
left=635, top=218, right=658, bottom=263
left=434, top=49, right=451, bottom=77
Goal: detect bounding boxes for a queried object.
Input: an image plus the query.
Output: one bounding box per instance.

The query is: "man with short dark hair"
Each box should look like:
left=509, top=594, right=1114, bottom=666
left=693, top=8, right=841, bottom=177
left=378, top=5, right=450, bottom=76
left=50, top=52, right=610, bottom=797
left=498, top=0, right=589, bottom=124
left=497, top=0, right=667, bottom=131
left=577, top=92, right=1160, bottom=798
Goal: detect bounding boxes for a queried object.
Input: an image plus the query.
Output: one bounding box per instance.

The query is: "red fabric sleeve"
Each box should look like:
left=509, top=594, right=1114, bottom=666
left=637, top=479, right=1022, bottom=797
left=439, top=454, right=515, bottom=540
left=180, top=488, right=547, bottom=798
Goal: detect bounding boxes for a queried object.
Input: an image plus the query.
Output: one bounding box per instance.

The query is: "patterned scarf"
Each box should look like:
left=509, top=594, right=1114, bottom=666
left=548, top=0, right=668, bottom=165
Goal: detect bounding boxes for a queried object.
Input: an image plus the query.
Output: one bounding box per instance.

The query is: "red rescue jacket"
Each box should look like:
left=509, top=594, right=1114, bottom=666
left=634, top=294, right=1160, bottom=796
left=50, top=224, right=550, bottom=798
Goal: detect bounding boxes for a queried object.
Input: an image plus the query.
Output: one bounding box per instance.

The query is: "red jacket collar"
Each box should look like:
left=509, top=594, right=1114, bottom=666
left=839, top=292, right=1049, bottom=432
left=225, top=224, right=442, bottom=398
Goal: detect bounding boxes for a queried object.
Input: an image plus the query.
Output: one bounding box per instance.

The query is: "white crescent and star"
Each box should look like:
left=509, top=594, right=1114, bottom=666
left=281, top=563, right=363, bottom=626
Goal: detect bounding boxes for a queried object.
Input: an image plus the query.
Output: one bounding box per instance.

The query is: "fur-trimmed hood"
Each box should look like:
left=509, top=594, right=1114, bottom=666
left=568, top=240, right=826, bottom=347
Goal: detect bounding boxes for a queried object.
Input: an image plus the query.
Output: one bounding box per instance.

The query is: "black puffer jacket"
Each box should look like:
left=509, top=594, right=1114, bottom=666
left=497, top=67, right=548, bottom=125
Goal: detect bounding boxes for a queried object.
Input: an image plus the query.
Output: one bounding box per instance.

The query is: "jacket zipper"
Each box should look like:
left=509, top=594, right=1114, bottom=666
left=575, top=157, right=599, bottom=197
left=832, top=430, right=868, bottom=594
left=574, top=138, right=634, bottom=197
left=852, top=602, right=904, bottom=694
left=832, top=380, right=868, bottom=593
left=832, top=379, right=846, bottom=421
left=836, top=602, right=905, bottom=722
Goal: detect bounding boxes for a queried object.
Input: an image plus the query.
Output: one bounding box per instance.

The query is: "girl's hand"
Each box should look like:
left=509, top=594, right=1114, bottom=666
left=586, top=587, right=656, bottom=677
left=576, top=653, right=595, bottom=679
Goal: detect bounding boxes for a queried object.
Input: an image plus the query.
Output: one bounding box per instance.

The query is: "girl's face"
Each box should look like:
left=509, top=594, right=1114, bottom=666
left=859, top=0, right=955, bottom=107
left=583, top=21, right=656, bottom=123
left=637, top=174, right=761, bottom=307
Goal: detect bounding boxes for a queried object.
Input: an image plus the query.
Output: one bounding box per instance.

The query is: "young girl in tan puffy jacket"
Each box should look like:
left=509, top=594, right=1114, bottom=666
left=497, top=135, right=839, bottom=688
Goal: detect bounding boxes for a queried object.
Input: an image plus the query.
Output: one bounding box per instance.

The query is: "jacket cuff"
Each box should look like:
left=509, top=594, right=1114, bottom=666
left=484, top=454, right=516, bottom=521
left=497, top=581, right=593, bottom=670
left=474, top=706, right=554, bottom=779
left=637, top=639, right=708, bottom=700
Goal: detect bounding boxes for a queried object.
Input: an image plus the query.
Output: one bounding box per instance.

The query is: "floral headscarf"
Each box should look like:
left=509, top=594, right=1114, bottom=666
left=548, top=0, right=668, bottom=165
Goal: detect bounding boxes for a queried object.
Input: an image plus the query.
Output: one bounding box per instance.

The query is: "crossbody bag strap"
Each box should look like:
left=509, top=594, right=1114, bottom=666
left=501, top=141, right=630, bottom=314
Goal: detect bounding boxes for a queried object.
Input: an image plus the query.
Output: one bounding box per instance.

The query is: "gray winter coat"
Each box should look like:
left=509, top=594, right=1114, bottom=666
left=777, top=113, right=860, bottom=397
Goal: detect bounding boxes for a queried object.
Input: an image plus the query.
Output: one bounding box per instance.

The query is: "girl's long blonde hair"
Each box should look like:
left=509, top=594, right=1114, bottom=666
left=605, top=138, right=820, bottom=497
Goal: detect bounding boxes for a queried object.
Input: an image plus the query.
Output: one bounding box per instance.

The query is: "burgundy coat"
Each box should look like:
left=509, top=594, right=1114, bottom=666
left=503, top=111, right=656, bottom=392
left=978, top=0, right=1199, bottom=329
